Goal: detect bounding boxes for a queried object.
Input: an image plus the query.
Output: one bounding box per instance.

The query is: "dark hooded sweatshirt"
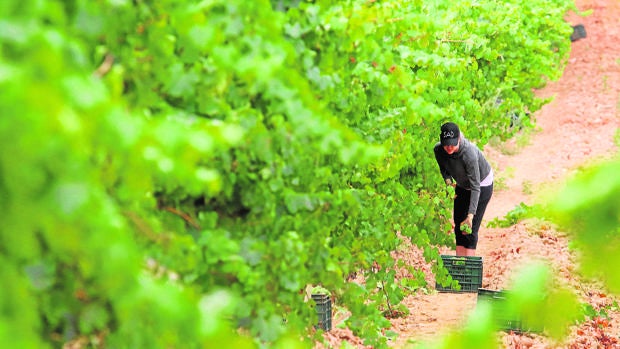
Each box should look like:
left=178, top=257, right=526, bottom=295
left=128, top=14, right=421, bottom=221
left=433, top=136, right=492, bottom=215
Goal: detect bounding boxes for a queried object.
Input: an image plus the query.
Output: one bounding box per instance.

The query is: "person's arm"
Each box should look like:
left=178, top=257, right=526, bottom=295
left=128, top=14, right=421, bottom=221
left=433, top=143, right=453, bottom=184
left=463, top=150, right=482, bottom=216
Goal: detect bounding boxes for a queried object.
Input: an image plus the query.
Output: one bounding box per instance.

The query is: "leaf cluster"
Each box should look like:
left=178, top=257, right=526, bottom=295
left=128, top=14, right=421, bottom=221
left=0, top=0, right=576, bottom=347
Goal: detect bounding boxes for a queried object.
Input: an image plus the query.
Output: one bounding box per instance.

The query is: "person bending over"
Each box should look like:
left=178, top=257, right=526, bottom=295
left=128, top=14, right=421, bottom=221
left=433, top=122, right=493, bottom=256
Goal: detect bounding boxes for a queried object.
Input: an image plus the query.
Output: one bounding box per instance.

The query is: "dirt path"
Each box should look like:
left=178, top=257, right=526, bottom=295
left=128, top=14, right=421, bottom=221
left=320, top=0, right=620, bottom=347
left=484, top=0, right=620, bottom=222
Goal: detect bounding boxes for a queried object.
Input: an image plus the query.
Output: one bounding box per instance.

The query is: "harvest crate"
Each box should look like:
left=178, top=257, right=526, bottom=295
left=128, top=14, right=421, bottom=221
left=477, top=288, right=523, bottom=332
left=477, top=288, right=544, bottom=333
left=435, top=255, right=483, bottom=293
left=570, top=24, right=587, bottom=42
left=311, top=293, right=332, bottom=331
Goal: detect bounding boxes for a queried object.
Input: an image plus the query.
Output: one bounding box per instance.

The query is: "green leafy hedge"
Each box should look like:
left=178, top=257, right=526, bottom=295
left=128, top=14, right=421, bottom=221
left=0, top=0, right=575, bottom=347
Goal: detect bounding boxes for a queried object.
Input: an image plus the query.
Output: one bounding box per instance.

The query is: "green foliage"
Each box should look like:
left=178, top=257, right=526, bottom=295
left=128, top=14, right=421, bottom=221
left=487, top=202, right=534, bottom=228
left=0, top=0, right=576, bottom=347
left=506, top=263, right=580, bottom=340
left=548, top=158, right=620, bottom=293
left=581, top=300, right=619, bottom=321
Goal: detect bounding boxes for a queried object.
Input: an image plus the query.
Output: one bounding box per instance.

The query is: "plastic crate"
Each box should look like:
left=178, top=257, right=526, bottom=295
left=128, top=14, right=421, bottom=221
left=477, top=288, right=545, bottom=333
left=570, top=24, right=586, bottom=42
left=435, top=255, right=483, bottom=293
left=477, top=288, right=523, bottom=332
left=311, top=294, right=332, bottom=331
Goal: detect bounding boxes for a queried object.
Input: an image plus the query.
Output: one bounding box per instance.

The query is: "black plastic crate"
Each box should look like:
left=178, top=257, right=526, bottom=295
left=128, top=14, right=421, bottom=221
left=311, top=294, right=332, bottom=331
left=570, top=24, right=587, bottom=42
left=436, top=255, right=483, bottom=293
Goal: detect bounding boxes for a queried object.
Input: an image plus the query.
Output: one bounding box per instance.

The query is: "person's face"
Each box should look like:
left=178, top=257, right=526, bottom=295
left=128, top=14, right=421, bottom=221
left=443, top=139, right=459, bottom=154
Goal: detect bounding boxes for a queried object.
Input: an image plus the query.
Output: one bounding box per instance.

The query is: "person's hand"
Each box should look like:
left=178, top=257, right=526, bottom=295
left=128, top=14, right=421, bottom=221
left=460, top=213, right=474, bottom=234
left=445, top=178, right=456, bottom=188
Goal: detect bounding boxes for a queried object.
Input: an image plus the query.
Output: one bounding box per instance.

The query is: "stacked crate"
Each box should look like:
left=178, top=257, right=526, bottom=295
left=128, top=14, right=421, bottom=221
left=435, top=255, right=483, bottom=293
left=311, top=293, right=332, bottom=331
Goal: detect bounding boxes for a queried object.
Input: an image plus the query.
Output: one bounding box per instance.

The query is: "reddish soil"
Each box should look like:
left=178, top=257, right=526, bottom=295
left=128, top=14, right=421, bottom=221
left=319, top=0, right=620, bottom=347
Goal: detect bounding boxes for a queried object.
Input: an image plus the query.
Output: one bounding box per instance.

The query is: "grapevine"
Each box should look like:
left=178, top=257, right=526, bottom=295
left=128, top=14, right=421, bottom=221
left=0, top=0, right=577, bottom=348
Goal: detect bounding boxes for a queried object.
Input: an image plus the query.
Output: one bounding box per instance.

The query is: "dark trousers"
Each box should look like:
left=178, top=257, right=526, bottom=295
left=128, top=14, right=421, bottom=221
left=453, top=183, right=493, bottom=249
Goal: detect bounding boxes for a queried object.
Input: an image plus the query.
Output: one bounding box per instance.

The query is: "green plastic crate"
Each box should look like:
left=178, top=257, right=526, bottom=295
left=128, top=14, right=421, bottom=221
left=311, top=294, right=332, bottom=331
left=477, top=288, right=523, bottom=332
left=477, top=288, right=544, bottom=333
left=436, top=255, right=483, bottom=293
